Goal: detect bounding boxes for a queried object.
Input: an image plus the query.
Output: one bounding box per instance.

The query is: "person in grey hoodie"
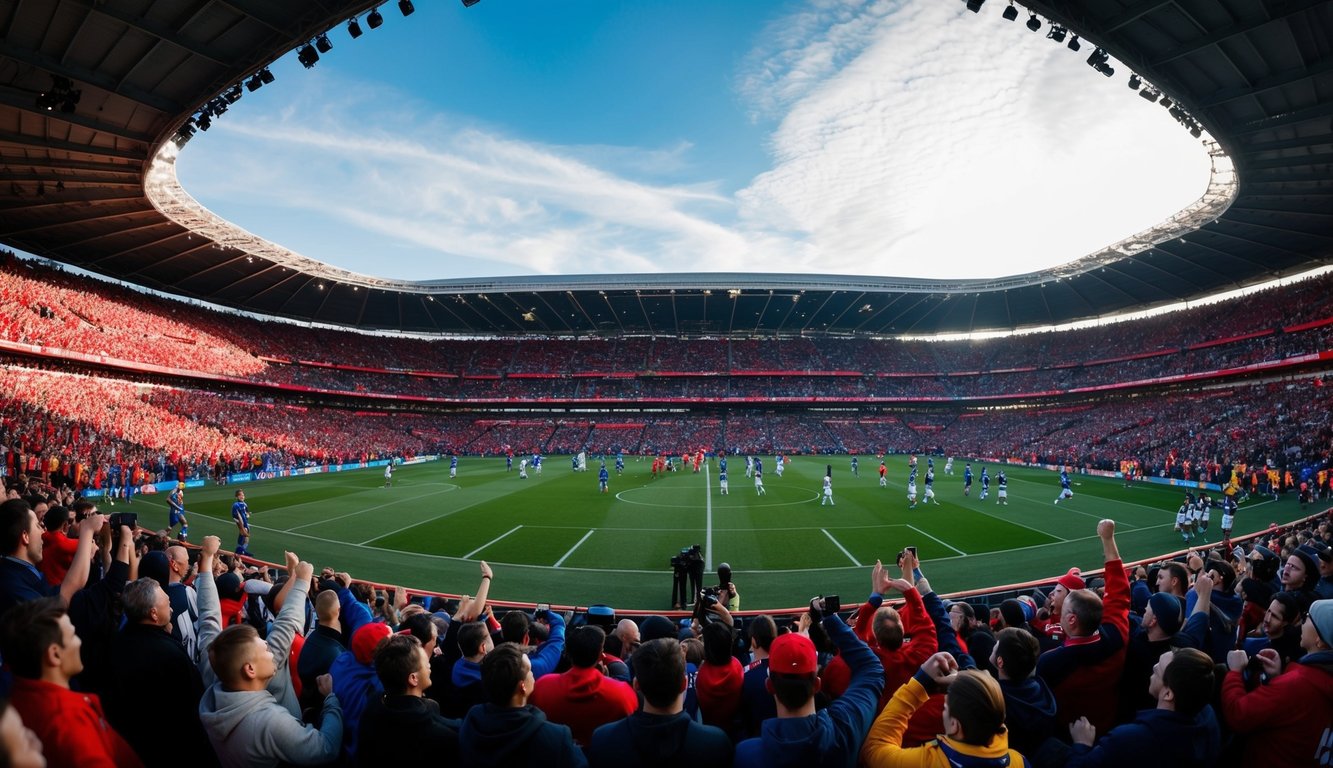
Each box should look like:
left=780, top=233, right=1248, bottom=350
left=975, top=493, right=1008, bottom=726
left=198, top=557, right=343, bottom=768
left=194, top=536, right=306, bottom=718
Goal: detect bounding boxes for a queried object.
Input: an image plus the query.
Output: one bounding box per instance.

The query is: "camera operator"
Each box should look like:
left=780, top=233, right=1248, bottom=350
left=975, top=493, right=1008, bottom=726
left=671, top=545, right=704, bottom=611
left=715, top=563, right=740, bottom=611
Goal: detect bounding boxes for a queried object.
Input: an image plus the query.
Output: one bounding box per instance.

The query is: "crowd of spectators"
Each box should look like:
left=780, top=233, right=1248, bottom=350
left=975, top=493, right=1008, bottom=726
left=4, top=252, right=1333, bottom=410
left=2, top=492, right=1329, bottom=767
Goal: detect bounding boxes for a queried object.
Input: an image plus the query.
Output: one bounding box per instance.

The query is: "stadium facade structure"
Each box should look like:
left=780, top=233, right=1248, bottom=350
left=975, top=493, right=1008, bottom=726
left=1, top=0, right=1331, bottom=338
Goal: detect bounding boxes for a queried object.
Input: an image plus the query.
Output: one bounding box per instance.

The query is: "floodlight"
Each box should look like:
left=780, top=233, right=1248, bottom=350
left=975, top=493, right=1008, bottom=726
left=1026, top=13, right=1041, bottom=31
left=224, top=84, right=242, bottom=103
left=462, top=0, right=482, bottom=6
left=1190, top=125, right=1202, bottom=138
left=1046, top=26, right=1067, bottom=43
left=1159, top=96, right=1173, bottom=108
left=1128, top=75, right=1141, bottom=89
left=348, top=18, right=363, bottom=38
left=1001, top=3, right=1018, bottom=20
left=196, top=112, right=211, bottom=131
left=298, top=43, right=319, bottom=68
left=246, top=75, right=263, bottom=92
left=1067, top=34, right=1081, bottom=51
left=965, top=0, right=985, bottom=12
left=259, top=68, right=275, bottom=84
left=315, top=34, right=333, bottom=53
left=367, top=9, right=384, bottom=28
left=1139, top=88, right=1159, bottom=103
left=399, top=0, right=415, bottom=16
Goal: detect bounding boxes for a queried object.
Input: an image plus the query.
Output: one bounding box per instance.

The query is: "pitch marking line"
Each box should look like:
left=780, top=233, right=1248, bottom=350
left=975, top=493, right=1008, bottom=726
left=465, top=525, right=522, bottom=559
left=554, top=530, right=595, bottom=568
left=960, top=503, right=1070, bottom=542
left=823, top=529, right=862, bottom=567
left=906, top=524, right=968, bottom=557
left=286, top=488, right=449, bottom=532
left=705, top=463, right=713, bottom=572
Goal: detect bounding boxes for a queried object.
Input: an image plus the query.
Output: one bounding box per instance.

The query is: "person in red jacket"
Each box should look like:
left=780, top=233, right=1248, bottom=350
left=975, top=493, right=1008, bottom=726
left=0, top=596, right=143, bottom=767
left=37, top=504, right=79, bottom=587
left=1222, top=598, right=1333, bottom=766
left=1035, top=519, right=1130, bottom=736
left=695, top=613, right=744, bottom=734
left=529, top=624, right=638, bottom=746
left=825, top=553, right=938, bottom=714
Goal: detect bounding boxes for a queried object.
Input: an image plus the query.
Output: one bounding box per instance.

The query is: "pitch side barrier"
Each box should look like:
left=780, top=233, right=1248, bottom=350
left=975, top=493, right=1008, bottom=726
left=94, top=455, right=438, bottom=499
left=166, top=505, right=1330, bottom=626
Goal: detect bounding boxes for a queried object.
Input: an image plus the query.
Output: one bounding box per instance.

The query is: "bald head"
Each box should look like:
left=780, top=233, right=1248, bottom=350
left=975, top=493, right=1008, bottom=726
left=166, top=546, right=189, bottom=583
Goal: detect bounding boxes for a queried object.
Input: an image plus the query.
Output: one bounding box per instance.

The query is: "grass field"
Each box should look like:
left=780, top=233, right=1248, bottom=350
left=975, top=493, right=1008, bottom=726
left=125, top=456, right=1315, bottom=610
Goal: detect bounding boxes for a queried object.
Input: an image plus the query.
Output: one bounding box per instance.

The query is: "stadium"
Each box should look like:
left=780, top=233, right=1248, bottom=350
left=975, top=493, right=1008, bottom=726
left=1, top=1, right=1332, bottom=764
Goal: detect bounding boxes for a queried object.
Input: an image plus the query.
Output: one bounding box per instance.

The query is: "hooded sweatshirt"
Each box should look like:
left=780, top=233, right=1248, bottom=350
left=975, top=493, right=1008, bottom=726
left=587, top=710, right=733, bottom=768
left=529, top=665, right=638, bottom=745
left=695, top=656, right=744, bottom=732
left=197, top=684, right=342, bottom=768
left=1066, top=706, right=1221, bottom=768
left=1221, top=649, right=1333, bottom=766
left=329, top=650, right=383, bottom=759
left=459, top=702, right=587, bottom=768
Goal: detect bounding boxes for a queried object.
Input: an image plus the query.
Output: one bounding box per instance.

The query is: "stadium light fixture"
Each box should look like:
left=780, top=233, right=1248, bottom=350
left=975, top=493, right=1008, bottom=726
left=196, top=112, right=211, bottom=131
left=347, top=18, right=363, bottom=38
left=1001, top=3, right=1018, bottom=21
left=224, top=84, right=242, bottom=103
left=1026, top=13, right=1041, bottom=31
left=1046, top=25, right=1067, bottom=43
left=1159, top=96, right=1173, bottom=108
left=298, top=43, right=320, bottom=68
left=1139, top=88, right=1159, bottom=103
left=1067, top=34, right=1081, bottom=51
left=367, top=8, right=384, bottom=28
left=315, top=34, right=333, bottom=53
left=964, top=0, right=985, bottom=12
left=462, top=0, right=482, bottom=6
left=259, top=68, right=274, bottom=84
left=398, top=0, right=415, bottom=16
left=245, top=75, right=263, bottom=92
left=1128, top=74, right=1141, bottom=89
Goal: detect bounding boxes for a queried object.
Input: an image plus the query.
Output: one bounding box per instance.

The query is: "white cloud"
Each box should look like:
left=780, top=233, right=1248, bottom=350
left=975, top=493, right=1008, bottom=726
left=178, top=0, right=1211, bottom=282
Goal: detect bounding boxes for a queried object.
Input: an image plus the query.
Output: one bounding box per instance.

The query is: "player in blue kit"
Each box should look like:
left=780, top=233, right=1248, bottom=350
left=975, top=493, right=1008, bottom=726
left=1055, top=469, right=1074, bottom=504
left=232, top=489, right=252, bottom=556
left=980, top=467, right=990, bottom=500
left=599, top=463, right=610, bottom=493
left=450, top=454, right=459, bottom=478
left=615, top=453, right=625, bottom=475
left=964, top=464, right=974, bottom=496
left=167, top=482, right=189, bottom=541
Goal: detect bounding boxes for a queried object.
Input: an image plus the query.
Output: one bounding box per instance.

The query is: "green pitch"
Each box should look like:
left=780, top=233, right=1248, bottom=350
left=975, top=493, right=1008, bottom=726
left=128, top=457, right=1314, bottom=611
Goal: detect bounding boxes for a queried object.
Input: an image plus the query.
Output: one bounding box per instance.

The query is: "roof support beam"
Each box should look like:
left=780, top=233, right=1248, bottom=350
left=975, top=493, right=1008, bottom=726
left=0, top=40, right=180, bottom=114
left=1151, top=0, right=1328, bottom=67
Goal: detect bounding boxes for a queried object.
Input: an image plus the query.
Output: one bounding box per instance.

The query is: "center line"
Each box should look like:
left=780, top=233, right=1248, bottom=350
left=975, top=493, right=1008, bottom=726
left=554, top=530, right=595, bottom=568
left=464, top=526, right=523, bottom=559
left=705, top=461, right=714, bottom=572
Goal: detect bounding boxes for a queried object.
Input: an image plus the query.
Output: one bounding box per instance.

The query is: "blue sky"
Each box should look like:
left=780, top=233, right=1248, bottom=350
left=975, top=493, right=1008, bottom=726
left=176, top=0, right=1213, bottom=282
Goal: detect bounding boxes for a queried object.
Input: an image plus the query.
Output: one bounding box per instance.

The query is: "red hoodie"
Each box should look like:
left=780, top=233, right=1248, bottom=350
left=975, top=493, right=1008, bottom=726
left=9, top=677, right=144, bottom=768
left=529, top=665, right=638, bottom=746
left=39, top=529, right=79, bottom=586
left=695, top=656, right=743, bottom=731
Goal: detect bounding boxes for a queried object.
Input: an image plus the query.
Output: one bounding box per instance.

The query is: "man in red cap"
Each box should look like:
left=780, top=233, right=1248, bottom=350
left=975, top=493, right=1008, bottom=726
left=330, top=620, right=393, bottom=761
left=1032, top=567, right=1085, bottom=644
left=733, top=596, right=883, bottom=768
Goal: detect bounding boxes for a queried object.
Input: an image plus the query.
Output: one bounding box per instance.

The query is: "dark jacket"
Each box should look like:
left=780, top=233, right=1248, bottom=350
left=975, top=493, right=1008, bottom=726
left=459, top=703, right=587, bottom=768
left=297, top=625, right=345, bottom=712
left=356, top=694, right=459, bottom=765
left=739, top=658, right=776, bottom=738
left=102, top=621, right=214, bottom=768
left=999, top=675, right=1058, bottom=758
left=588, top=711, right=733, bottom=768
left=1067, top=706, right=1221, bottom=768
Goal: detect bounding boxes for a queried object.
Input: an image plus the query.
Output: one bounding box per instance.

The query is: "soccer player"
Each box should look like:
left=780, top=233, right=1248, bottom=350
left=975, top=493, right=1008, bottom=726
left=745, top=455, right=753, bottom=478
left=533, top=453, right=543, bottom=475
left=754, top=468, right=766, bottom=496
left=821, top=474, right=835, bottom=506
left=944, top=456, right=954, bottom=475
left=719, top=464, right=729, bottom=495
left=1220, top=496, right=1236, bottom=541
left=924, top=467, right=940, bottom=505
left=979, top=466, right=990, bottom=500
left=599, top=463, right=610, bottom=494
left=615, top=453, right=625, bottom=476
left=450, top=454, right=459, bottom=479
left=878, top=460, right=887, bottom=487
left=506, top=452, right=513, bottom=472
left=1175, top=496, right=1192, bottom=543
left=774, top=455, right=784, bottom=478
left=1054, top=469, right=1073, bottom=504
left=519, top=458, right=528, bottom=479
left=1198, top=497, right=1211, bottom=541
left=964, top=464, right=973, bottom=496
left=232, top=489, right=252, bottom=556
left=754, top=456, right=763, bottom=479
left=906, top=469, right=918, bottom=509
left=995, top=470, right=1007, bottom=505
left=851, top=456, right=859, bottom=477
left=384, top=462, right=393, bottom=488
left=167, top=481, right=189, bottom=541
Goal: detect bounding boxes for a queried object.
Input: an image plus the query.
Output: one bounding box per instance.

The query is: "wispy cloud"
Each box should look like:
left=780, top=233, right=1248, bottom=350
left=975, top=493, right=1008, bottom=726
left=178, top=0, right=1211, bottom=282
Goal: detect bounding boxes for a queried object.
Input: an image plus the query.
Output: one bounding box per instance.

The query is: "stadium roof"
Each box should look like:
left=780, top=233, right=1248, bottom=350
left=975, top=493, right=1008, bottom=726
left=1, top=0, right=1331, bottom=337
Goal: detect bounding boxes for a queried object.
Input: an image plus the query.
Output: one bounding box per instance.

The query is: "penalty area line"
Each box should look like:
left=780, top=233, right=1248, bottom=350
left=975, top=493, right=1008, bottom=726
left=822, top=529, right=862, bottom=567
left=554, top=530, right=595, bottom=568
left=464, top=526, right=523, bottom=559
left=906, top=524, right=967, bottom=557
